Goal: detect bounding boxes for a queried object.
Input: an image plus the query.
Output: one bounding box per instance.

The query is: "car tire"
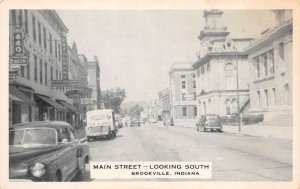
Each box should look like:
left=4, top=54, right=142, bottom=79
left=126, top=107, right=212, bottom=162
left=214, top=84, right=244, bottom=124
left=107, top=132, right=112, bottom=140
left=87, top=136, right=91, bottom=142
left=74, top=163, right=86, bottom=181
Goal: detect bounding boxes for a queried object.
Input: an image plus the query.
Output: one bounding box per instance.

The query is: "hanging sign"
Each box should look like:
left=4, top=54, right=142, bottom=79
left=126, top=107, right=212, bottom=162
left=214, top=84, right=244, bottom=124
left=61, top=32, right=69, bottom=80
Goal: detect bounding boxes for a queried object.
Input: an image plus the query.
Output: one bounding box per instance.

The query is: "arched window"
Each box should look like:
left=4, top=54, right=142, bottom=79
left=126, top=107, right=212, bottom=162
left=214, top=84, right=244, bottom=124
left=225, top=63, right=235, bottom=90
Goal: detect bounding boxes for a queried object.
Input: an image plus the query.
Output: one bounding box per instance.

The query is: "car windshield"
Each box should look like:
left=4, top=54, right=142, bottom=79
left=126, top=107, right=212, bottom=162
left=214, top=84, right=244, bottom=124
left=90, top=114, right=108, bottom=120
left=9, top=128, right=57, bottom=147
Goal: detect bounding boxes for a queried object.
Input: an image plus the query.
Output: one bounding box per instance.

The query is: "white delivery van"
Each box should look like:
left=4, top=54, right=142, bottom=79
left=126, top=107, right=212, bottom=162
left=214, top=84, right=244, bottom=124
left=85, top=109, right=117, bottom=142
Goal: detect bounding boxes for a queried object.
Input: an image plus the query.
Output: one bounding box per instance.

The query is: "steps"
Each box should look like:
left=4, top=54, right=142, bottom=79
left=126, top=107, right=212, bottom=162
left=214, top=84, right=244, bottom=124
left=259, top=114, right=292, bottom=127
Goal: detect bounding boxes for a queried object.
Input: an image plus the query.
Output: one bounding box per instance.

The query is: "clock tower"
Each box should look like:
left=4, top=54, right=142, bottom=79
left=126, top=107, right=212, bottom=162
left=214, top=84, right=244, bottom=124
left=198, top=10, right=230, bottom=56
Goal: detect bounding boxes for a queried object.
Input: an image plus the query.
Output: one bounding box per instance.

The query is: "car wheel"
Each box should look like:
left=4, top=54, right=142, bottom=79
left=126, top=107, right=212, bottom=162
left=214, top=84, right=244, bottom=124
left=74, top=164, right=86, bottom=181
left=107, top=132, right=112, bottom=140
left=87, top=136, right=91, bottom=142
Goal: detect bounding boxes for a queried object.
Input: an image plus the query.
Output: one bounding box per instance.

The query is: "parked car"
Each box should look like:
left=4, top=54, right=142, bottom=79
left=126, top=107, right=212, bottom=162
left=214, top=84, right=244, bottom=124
left=85, top=109, right=118, bottom=141
left=196, top=114, right=223, bottom=132
left=163, top=117, right=174, bottom=126
left=9, top=121, right=89, bottom=182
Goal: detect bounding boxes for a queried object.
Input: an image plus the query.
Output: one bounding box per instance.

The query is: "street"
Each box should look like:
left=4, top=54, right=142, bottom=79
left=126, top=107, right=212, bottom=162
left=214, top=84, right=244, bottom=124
left=84, top=122, right=292, bottom=181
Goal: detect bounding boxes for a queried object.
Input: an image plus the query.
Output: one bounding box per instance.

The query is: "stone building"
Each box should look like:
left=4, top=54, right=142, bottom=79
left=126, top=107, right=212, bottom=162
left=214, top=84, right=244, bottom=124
left=158, top=88, right=171, bottom=118
left=169, top=63, right=197, bottom=120
left=87, top=56, right=101, bottom=110
left=244, top=10, right=292, bottom=125
left=9, top=10, right=70, bottom=125
left=192, top=10, right=252, bottom=117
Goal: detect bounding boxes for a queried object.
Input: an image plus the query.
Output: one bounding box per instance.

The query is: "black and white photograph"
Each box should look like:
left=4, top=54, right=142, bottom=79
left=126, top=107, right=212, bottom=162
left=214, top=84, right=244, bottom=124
left=0, top=0, right=299, bottom=188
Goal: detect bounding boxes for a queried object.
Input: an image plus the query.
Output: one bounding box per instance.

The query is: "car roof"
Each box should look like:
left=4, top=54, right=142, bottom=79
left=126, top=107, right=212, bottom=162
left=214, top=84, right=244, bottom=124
left=10, top=121, right=73, bottom=130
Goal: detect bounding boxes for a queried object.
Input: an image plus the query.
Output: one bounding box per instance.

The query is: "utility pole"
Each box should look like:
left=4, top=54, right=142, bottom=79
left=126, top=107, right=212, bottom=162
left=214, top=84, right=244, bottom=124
left=235, top=47, right=241, bottom=132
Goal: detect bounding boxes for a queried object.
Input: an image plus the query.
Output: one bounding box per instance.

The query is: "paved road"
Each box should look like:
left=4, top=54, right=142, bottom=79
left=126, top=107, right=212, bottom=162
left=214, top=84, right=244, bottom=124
left=83, top=122, right=292, bottom=181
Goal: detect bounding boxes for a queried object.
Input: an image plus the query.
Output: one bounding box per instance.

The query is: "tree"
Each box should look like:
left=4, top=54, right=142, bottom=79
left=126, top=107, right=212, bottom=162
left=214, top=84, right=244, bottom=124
left=129, top=104, right=144, bottom=119
left=102, top=87, right=126, bottom=113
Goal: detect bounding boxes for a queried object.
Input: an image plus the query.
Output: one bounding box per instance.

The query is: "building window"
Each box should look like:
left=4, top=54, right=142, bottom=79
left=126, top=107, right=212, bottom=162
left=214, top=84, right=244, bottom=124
left=225, top=63, right=235, bottom=90
left=58, top=43, right=61, bottom=60
left=194, top=92, right=197, bottom=100
left=263, top=53, right=268, bottom=76
left=253, top=57, right=260, bottom=78
left=269, top=50, right=274, bottom=74
left=56, top=69, right=58, bottom=80
left=18, top=10, right=23, bottom=27
left=20, top=66, right=25, bottom=77
left=181, top=75, right=185, bottom=79
left=181, top=81, right=186, bottom=89
left=182, top=93, right=186, bottom=101
left=55, top=40, right=57, bottom=58
left=32, top=15, right=36, bottom=42
left=279, top=42, right=285, bottom=64
left=39, top=60, right=43, bottom=84
left=24, top=10, right=28, bottom=34
left=201, top=65, right=205, bottom=74
left=257, top=91, right=261, bottom=107
left=207, top=62, right=210, bottom=72
left=45, top=63, right=47, bottom=86
left=50, top=66, right=53, bottom=80
left=264, top=89, right=269, bottom=106
left=11, top=10, right=16, bottom=25
left=272, top=88, right=276, bottom=105
left=34, top=56, right=37, bottom=82
left=49, top=33, right=52, bottom=54
left=192, top=74, right=196, bottom=78
left=182, top=107, right=187, bottom=117
left=38, top=21, right=41, bottom=46
left=226, top=100, right=231, bottom=115
left=194, top=107, right=197, bottom=117
left=43, top=27, right=47, bottom=50
left=193, top=80, right=196, bottom=88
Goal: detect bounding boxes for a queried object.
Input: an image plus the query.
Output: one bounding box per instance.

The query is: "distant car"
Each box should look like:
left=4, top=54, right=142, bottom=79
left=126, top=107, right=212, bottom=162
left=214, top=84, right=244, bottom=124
left=163, top=117, right=174, bottom=126
left=9, top=121, right=89, bottom=182
left=148, top=118, right=157, bottom=123
left=196, top=114, right=223, bottom=132
left=130, top=119, right=140, bottom=127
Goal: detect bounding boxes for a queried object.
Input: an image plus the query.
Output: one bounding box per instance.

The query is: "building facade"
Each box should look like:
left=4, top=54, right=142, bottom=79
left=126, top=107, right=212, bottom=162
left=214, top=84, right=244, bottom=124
left=158, top=88, right=171, bottom=118
left=192, top=10, right=252, bottom=117
left=169, top=63, right=197, bottom=120
left=8, top=10, right=93, bottom=128
left=9, top=10, right=70, bottom=125
left=87, top=56, right=101, bottom=110
left=244, top=10, right=292, bottom=124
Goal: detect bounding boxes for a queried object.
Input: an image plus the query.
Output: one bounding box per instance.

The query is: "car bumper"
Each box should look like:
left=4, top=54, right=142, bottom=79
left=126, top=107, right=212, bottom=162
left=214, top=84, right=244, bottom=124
left=86, top=131, right=109, bottom=137
left=9, top=179, right=32, bottom=182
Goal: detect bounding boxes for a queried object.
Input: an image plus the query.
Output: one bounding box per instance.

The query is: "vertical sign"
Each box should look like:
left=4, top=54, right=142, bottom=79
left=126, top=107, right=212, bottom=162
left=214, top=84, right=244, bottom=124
left=13, top=28, right=23, bottom=56
left=61, top=32, right=69, bottom=80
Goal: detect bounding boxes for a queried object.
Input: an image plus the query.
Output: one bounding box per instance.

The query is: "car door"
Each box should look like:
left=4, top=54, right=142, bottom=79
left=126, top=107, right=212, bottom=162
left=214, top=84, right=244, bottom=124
left=57, top=127, right=78, bottom=180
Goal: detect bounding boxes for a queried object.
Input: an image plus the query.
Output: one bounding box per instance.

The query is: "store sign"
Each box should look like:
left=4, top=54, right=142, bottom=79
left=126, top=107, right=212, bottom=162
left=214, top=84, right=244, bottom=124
left=61, top=33, right=69, bottom=80
left=81, top=98, right=92, bottom=105
left=51, top=80, right=78, bottom=87
left=13, top=28, right=23, bottom=56
left=10, top=56, right=28, bottom=65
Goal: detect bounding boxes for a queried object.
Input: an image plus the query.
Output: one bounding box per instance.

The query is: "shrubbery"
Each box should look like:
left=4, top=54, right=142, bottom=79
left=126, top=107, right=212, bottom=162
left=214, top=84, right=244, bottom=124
left=221, top=114, right=264, bottom=125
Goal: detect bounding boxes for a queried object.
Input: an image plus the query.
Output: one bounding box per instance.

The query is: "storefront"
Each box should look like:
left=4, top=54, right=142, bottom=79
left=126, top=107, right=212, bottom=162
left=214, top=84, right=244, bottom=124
left=9, top=85, right=36, bottom=125
left=34, top=94, right=67, bottom=121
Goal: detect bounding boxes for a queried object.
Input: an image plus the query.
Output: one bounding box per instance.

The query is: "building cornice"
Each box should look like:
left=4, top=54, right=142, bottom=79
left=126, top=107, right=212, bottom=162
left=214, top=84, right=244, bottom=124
left=192, top=51, right=248, bottom=69
left=244, top=19, right=292, bottom=54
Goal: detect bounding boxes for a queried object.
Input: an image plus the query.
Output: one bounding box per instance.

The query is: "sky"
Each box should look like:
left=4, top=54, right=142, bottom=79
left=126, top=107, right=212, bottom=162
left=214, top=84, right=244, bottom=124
left=57, top=10, right=276, bottom=103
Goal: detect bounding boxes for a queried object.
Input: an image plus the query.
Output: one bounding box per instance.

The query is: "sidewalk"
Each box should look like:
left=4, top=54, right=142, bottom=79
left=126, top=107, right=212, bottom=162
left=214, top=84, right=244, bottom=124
left=173, top=119, right=292, bottom=141
left=222, top=124, right=292, bottom=141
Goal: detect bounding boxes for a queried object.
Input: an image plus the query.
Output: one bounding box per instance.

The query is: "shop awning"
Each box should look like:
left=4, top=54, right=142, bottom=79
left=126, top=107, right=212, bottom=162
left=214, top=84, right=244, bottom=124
left=36, top=95, right=67, bottom=111
left=57, top=100, right=77, bottom=112
left=9, top=86, right=36, bottom=105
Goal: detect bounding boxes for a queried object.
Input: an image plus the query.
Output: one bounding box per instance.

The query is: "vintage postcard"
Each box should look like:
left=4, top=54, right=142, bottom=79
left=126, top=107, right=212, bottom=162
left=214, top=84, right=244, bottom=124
left=0, top=0, right=299, bottom=189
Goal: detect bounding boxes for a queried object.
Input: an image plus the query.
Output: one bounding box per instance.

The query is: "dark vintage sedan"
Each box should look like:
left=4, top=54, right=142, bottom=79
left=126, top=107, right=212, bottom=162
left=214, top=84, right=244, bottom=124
left=9, top=121, right=89, bottom=182
left=196, top=114, right=223, bottom=132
